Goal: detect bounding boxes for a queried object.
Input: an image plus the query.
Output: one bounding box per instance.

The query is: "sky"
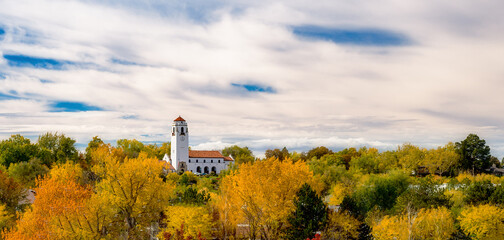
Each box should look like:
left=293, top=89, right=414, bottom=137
left=1, top=0, right=504, bottom=157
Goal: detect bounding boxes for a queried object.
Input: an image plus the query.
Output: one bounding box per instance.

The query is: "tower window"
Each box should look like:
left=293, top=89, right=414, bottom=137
left=181, top=127, right=184, bottom=133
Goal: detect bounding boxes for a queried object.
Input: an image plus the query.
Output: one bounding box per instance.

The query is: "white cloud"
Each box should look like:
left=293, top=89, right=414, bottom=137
left=1, top=0, right=504, bottom=157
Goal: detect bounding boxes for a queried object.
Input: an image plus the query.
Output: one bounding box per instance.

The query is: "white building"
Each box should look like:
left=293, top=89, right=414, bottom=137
left=163, top=116, right=233, bottom=174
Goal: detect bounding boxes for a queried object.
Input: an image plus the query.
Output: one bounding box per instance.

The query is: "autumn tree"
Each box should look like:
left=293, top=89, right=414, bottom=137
left=423, top=142, right=460, bottom=176
left=456, top=134, right=491, bottom=173
left=91, top=148, right=174, bottom=239
left=158, top=205, right=212, bottom=239
left=458, top=204, right=504, bottom=240
left=4, top=163, right=92, bottom=239
left=84, top=136, right=104, bottom=164
left=284, top=183, right=328, bottom=240
left=413, top=207, right=455, bottom=240
left=322, top=210, right=360, bottom=240
left=372, top=206, right=454, bottom=240
left=219, top=158, right=319, bottom=240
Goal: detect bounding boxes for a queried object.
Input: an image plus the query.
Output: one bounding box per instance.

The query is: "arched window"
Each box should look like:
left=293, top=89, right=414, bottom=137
left=211, top=160, right=213, bottom=163
left=204, top=167, right=209, bottom=174
left=181, top=127, right=184, bottom=133
left=196, top=166, right=201, bottom=173
left=196, top=160, right=198, bottom=163
left=219, top=160, right=221, bottom=163
left=204, top=160, right=206, bottom=163
left=188, top=160, right=191, bottom=163
left=211, top=167, right=216, bottom=173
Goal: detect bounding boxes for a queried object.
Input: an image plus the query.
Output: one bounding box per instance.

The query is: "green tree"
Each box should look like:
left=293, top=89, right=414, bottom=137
left=0, top=135, right=39, bottom=168
left=394, top=176, right=450, bottom=212
left=7, top=158, right=49, bottom=188
left=222, top=145, right=255, bottom=164
left=464, top=180, right=495, bottom=205
left=116, top=138, right=145, bottom=158
left=284, top=183, right=328, bottom=240
left=341, top=171, right=410, bottom=219
left=37, top=132, right=78, bottom=165
left=456, top=134, right=491, bottom=173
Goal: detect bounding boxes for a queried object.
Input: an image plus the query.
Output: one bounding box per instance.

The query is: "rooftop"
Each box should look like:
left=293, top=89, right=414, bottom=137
left=173, top=116, right=185, bottom=121
left=189, top=150, right=226, bottom=158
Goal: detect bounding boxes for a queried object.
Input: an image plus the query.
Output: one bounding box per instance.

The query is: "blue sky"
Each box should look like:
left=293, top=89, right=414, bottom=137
left=1, top=0, right=504, bottom=157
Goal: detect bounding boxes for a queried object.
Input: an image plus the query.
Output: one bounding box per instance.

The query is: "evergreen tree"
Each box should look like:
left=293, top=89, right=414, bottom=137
left=456, top=134, right=491, bottom=173
left=284, top=183, right=328, bottom=240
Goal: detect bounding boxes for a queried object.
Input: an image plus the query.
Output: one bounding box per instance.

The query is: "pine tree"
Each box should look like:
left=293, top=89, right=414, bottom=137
left=284, top=183, right=328, bottom=240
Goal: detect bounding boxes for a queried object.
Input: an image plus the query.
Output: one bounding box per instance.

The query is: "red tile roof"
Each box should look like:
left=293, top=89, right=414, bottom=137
left=174, top=116, right=185, bottom=121
left=224, top=156, right=233, bottom=161
left=189, top=150, right=224, bottom=158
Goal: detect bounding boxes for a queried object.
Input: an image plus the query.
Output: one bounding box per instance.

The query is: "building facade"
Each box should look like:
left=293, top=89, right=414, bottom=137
left=163, top=116, right=232, bottom=174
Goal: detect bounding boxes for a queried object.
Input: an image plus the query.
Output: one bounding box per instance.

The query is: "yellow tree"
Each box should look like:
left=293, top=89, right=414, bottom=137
left=396, top=143, right=425, bottom=172
left=413, top=207, right=455, bottom=240
left=372, top=214, right=410, bottom=240
left=423, top=143, right=460, bottom=175
left=92, top=150, right=174, bottom=239
left=322, top=210, right=360, bottom=240
left=219, top=157, right=317, bottom=240
left=459, top=204, right=504, bottom=240
left=158, top=205, right=213, bottom=239
left=4, top=163, right=92, bottom=240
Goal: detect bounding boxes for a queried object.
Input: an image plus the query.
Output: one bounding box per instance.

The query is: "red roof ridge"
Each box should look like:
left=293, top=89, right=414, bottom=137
left=174, top=116, right=185, bottom=121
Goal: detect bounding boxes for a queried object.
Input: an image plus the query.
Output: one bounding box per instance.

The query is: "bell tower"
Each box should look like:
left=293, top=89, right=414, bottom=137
left=171, top=116, right=189, bottom=172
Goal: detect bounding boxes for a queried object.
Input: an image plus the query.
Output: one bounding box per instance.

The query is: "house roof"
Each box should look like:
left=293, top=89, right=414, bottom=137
left=224, top=156, right=233, bottom=161
left=174, top=116, right=185, bottom=121
left=189, top=150, right=225, bottom=158
left=160, top=159, right=175, bottom=170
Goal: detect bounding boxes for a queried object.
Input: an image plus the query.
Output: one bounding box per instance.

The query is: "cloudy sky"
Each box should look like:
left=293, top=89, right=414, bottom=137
left=1, top=0, right=504, bottom=157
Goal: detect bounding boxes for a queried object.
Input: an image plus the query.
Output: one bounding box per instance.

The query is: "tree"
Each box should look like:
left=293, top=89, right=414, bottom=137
left=265, top=147, right=290, bottom=161
left=4, top=163, right=92, bottom=240
left=456, top=134, right=491, bottom=173
left=322, top=210, right=360, bottom=240
left=423, top=142, right=460, bottom=176
left=458, top=204, right=504, bottom=240
left=306, top=146, right=333, bottom=160
left=222, top=145, right=255, bottom=164
left=116, top=138, right=145, bottom=158
left=0, top=134, right=39, bottom=168
left=91, top=149, right=174, bottom=239
left=463, top=180, right=495, bottom=205
left=37, top=132, right=79, bottom=166
left=413, top=207, right=455, bottom=240
left=284, top=183, right=328, bottom=240
left=219, top=158, right=318, bottom=240
left=0, top=170, right=25, bottom=213
left=395, top=143, right=425, bottom=172
left=7, top=158, right=49, bottom=187
left=394, top=176, right=450, bottom=212
left=341, top=171, right=410, bottom=219
left=158, top=205, right=212, bottom=239
left=84, top=136, right=104, bottom=164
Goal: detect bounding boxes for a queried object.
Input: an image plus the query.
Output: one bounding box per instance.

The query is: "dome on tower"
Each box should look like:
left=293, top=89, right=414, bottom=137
left=174, top=116, right=185, bottom=121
